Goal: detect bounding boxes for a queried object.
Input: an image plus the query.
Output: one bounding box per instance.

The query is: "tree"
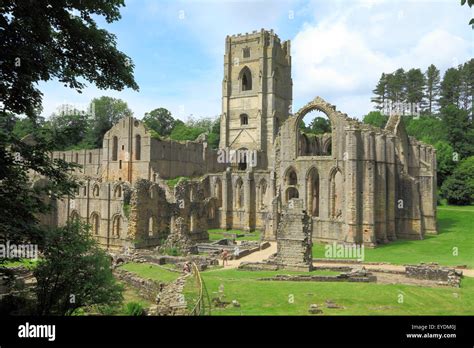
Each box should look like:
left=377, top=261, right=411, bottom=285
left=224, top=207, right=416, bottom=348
left=441, top=156, right=474, bottom=205
left=0, top=0, right=138, bottom=118
left=87, top=97, right=132, bottom=147
left=424, top=64, right=441, bottom=114
left=440, top=67, right=462, bottom=109
left=371, top=73, right=389, bottom=110
left=12, top=116, right=47, bottom=140
left=434, top=140, right=456, bottom=186
left=143, top=108, right=176, bottom=137
left=404, top=115, right=445, bottom=145
left=460, top=0, right=474, bottom=26
left=363, top=111, right=389, bottom=129
left=405, top=68, right=425, bottom=110
left=34, top=221, right=123, bottom=315
left=0, top=1, right=137, bottom=247
left=208, top=118, right=220, bottom=149
left=308, top=117, right=331, bottom=135
left=170, top=121, right=207, bottom=142
left=459, top=59, right=474, bottom=117
left=48, top=107, right=92, bottom=150
left=440, top=105, right=473, bottom=158
left=386, top=69, right=406, bottom=104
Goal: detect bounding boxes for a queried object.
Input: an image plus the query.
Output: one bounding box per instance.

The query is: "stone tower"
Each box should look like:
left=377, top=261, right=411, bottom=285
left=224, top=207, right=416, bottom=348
left=220, top=29, right=292, bottom=168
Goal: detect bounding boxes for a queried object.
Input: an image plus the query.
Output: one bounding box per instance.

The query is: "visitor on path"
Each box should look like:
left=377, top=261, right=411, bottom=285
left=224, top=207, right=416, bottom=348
left=221, top=249, right=229, bottom=267
left=183, top=262, right=191, bottom=273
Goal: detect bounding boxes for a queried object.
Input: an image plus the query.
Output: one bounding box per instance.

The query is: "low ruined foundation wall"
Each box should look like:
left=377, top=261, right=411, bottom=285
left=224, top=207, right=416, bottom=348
left=405, top=264, right=462, bottom=287
left=113, top=268, right=163, bottom=301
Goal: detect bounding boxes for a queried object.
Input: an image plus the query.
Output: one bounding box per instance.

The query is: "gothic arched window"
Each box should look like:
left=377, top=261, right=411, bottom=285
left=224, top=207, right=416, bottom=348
left=241, top=67, right=252, bottom=91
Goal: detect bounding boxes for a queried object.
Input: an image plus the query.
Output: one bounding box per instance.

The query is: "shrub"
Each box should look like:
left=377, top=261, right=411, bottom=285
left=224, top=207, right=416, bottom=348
left=124, top=302, right=145, bottom=316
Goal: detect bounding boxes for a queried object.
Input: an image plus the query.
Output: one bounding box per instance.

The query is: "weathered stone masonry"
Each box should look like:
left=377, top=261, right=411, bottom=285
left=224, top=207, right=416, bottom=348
left=39, top=29, right=437, bottom=250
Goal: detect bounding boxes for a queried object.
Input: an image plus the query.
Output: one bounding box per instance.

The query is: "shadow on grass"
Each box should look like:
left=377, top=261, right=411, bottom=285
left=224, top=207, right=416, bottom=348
left=436, top=216, right=459, bottom=234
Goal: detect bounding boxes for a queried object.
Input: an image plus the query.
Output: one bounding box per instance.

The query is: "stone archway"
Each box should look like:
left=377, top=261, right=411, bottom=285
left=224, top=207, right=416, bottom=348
left=293, top=97, right=338, bottom=157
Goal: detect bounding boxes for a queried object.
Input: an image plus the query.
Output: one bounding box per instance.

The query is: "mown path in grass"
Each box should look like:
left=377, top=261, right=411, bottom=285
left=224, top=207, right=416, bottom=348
left=312, top=205, right=474, bottom=268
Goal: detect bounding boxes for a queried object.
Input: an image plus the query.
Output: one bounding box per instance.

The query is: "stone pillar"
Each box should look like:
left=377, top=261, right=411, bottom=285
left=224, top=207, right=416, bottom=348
left=243, top=170, right=253, bottom=231
left=343, top=127, right=361, bottom=244
left=221, top=169, right=232, bottom=229
left=276, top=198, right=312, bottom=271
left=385, top=135, right=397, bottom=240
left=265, top=170, right=278, bottom=240
left=362, top=131, right=376, bottom=246
left=374, top=134, right=388, bottom=243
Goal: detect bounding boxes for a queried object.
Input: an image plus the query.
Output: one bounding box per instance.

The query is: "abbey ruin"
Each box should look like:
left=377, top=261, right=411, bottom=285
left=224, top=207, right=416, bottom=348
left=41, top=29, right=437, bottom=251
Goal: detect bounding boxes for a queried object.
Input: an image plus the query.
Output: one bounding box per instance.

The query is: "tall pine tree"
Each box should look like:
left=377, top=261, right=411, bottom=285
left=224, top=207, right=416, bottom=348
left=371, top=73, right=388, bottom=110
left=459, top=59, right=474, bottom=117
left=424, top=64, right=441, bottom=114
left=405, top=68, right=425, bottom=112
left=440, top=67, right=462, bottom=109
left=386, top=69, right=406, bottom=104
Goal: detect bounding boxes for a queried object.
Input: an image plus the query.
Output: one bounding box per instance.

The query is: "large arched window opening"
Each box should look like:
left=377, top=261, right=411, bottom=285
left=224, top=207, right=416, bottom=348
left=93, top=184, right=100, bottom=197
left=330, top=169, right=344, bottom=219
left=240, top=66, right=252, bottom=91
left=112, top=136, right=118, bottom=161
left=214, top=178, right=222, bottom=207
left=114, top=185, right=122, bottom=198
left=135, top=134, right=141, bottom=160
left=297, top=109, right=332, bottom=156
left=306, top=168, right=320, bottom=217
left=235, top=178, right=244, bottom=209
left=190, top=213, right=196, bottom=232
left=148, top=216, right=154, bottom=237
left=240, top=113, right=249, bottom=126
left=258, top=179, right=267, bottom=210
left=237, top=148, right=248, bottom=171
left=112, top=215, right=122, bottom=238
left=286, top=187, right=299, bottom=203
left=70, top=210, right=80, bottom=222
left=285, top=167, right=298, bottom=186
left=90, top=212, right=100, bottom=235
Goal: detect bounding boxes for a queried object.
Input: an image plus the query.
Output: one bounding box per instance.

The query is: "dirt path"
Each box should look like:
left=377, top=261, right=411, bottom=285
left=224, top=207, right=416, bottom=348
left=219, top=242, right=277, bottom=269
left=210, top=242, right=474, bottom=278
left=313, top=261, right=474, bottom=277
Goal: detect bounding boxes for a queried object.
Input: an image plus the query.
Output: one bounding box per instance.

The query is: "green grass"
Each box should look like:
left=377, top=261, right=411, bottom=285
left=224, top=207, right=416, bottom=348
left=192, top=268, right=474, bottom=315
left=119, top=262, right=181, bottom=283
left=312, top=205, right=474, bottom=268
left=207, top=229, right=262, bottom=242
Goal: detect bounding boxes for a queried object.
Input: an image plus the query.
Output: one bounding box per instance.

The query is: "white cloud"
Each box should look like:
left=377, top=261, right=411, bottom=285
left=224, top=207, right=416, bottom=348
left=291, top=0, right=473, bottom=118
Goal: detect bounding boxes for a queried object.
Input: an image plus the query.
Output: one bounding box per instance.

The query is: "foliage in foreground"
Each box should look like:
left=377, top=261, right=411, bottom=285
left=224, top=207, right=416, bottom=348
left=34, top=222, right=123, bottom=315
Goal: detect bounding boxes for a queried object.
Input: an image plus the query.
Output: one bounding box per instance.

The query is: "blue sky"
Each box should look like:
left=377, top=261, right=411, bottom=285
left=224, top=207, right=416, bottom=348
left=39, top=0, right=473, bottom=121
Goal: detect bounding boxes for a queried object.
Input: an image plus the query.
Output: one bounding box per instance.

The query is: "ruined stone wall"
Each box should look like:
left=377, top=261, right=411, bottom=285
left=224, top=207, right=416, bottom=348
left=276, top=199, right=312, bottom=271
left=51, top=148, right=102, bottom=178
left=55, top=180, right=129, bottom=251
left=275, top=97, right=437, bottom=246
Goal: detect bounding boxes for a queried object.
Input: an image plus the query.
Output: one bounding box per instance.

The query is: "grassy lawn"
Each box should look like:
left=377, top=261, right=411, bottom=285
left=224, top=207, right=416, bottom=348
left=119, top=262, right=181, bottom=283
left=192, top=268, right=474, bottom=315
left=207, top=229, right=261, bottom=242
left=312, top=205, right=474, bottom=268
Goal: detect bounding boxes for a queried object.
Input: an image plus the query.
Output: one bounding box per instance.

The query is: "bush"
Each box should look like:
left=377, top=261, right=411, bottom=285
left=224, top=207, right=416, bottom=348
left=123, top=302, right=145, bottom=316
left=441, top=156, right=474, bottom=205
left=34, top=221, right=123, bottom=315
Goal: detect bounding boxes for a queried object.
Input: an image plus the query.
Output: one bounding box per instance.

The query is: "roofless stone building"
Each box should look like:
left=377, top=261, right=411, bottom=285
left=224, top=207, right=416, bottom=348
left=40, top=29, right=437, bottom=251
